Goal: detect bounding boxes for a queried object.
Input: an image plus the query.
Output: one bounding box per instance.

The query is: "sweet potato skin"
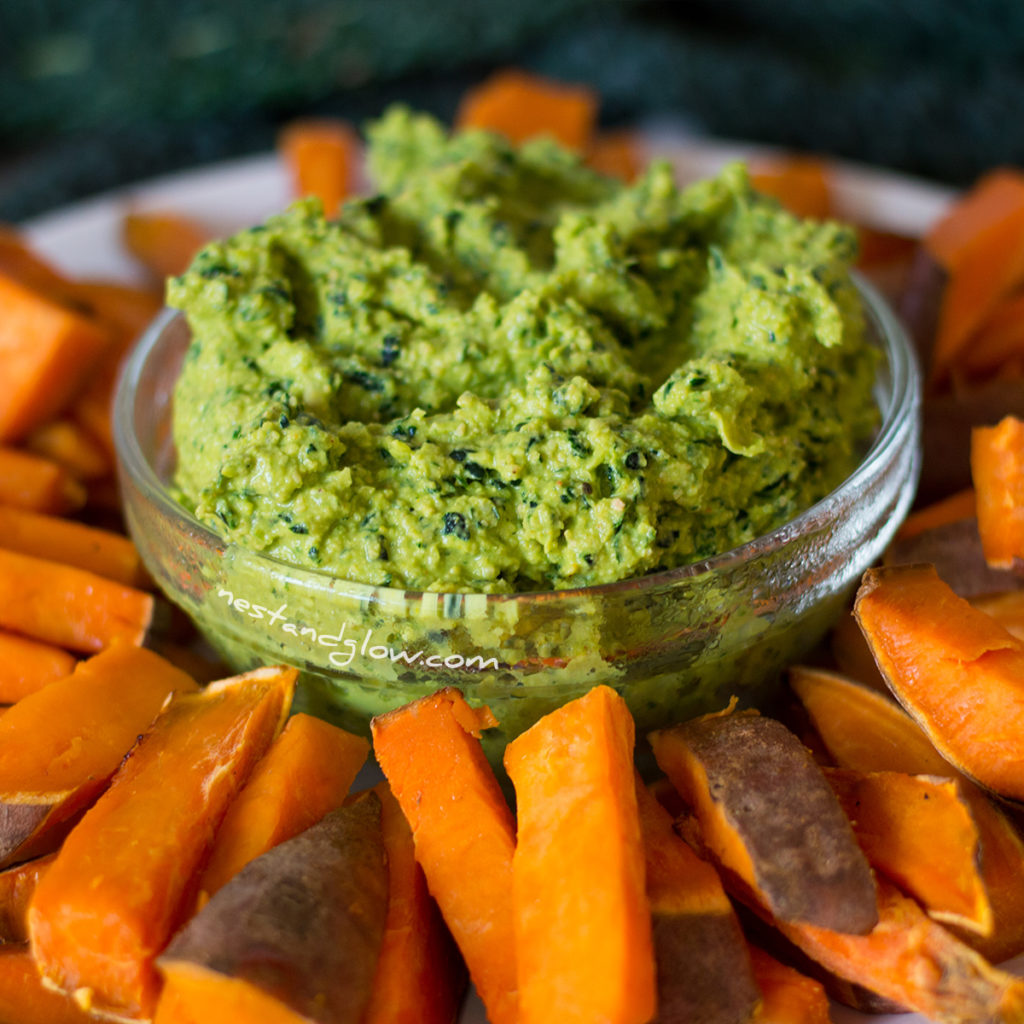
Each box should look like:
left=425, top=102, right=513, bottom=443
left=650, top=710, right=877, bottom=935
left=158, top=795, right=389, bottom=1024
left=635, top=778, right=759, bottom=1024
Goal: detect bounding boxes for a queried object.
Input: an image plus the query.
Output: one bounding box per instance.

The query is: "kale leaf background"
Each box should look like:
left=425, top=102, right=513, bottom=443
left=2, top=0, right=1022, bottom=220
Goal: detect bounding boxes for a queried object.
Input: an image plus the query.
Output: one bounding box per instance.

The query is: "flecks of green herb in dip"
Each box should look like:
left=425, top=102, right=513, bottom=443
left=169, top=106, right=879, bottom=594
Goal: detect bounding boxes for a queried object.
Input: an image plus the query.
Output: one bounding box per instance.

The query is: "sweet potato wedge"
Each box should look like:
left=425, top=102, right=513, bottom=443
left=972, top=415, right=1024, bottom=569
left=504, top=685, right=656, bottom=1024
left=854, top=563, right=1024, bottom=801
left=0, top=505, right=148, bottom=588
left=196, top=712, right=369, bottom=902
left=372, top=688, right=517, bottom=1024
left=0, top=948, right=97, bottom=1024
left=649, top=708, right=877, bottom=935
left=122, top=210, right=210, bottom=280
left=789, top=665, right=955, bottom=777
left=278, top=117, right=359, bottom=219
left=157, top=795, right=388, bottom=1024
left=0, top=548, right=153, bottom=653
left=0, top=630, right=75, bottom=703
left=0, top=640, right=196, bottom=868
left=747, top=945, right=831, bottom=1024
left=456, top=69, right=597, bottom=151
left=0, top=446, right=85, bottom=515
left=0, top=852, right=54, bottom=944
left=0, top=271, right=112, bottom=442
left=771, top=879, right=1024, bottom=1024
left=29, top=665, right=295, bottom=1018
left=363, top=781, right=466, bottom=1024
left=790, top=664, right=1024, bottom=962
left=825, top=767, right=991, bottom=935
left=636, top=775, right=759, bottom=1024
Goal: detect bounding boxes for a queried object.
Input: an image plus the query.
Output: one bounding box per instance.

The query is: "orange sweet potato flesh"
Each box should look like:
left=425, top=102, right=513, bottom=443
left=0, top=641, right=196, bottom=868
left=505, top=685, right=655, bottom=1024
left=749, top=157, right=832, bottom=220
left=0, top=271, right=112, bottom=442
left=635, top=775, right=759, bottom=1024
left=587, top=129, right=642, bottom=182
left=363, top=781, right=466, bottom=1024
left=279, top=117, right=359, bottom=219
left=371, top=687, right=517, bottom=1024
left=157, top=795, right=388, bottom=1024
left=0, top=548, right=153, bottom=653
left=122, top=210, right=210, bottom=279
left=0, top=506, right=147, bottom=588
left=649, top=709, right=877, bottom=935
left=790, top=664, right=1024, bottom=963
left=24, top=418, right=110, bottom=482
left=825, top=767, right=991, bottom=935
left=197, top=712, right=369, bottom=902
left=772, top=879, right=1024, bottom=1024
left=0, top=447, right=85, bottom=515
left=0, top=630, right=75, bottom=703
left=855, top=563, right=1024, bottom=800
left=972, top=415, right=1024, bottom=569
left=0, top=948, right=97, bottom=1024
left=29, top=665, right=295, bottom=1018
left=748, top=946, right=831, bottom=1024
left=926, top=168, right=1024, bottom=272
left=789, top=665, right=955, bottom=777
left=0, top=851, right=54, bottom=943
left=457, top=69, right=598, bottom=152
left=930, top=201, right=1024, bottom=382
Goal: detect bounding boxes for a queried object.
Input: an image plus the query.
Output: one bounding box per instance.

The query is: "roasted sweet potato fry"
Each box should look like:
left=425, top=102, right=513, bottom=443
left=636, top=775, right=759, bottom=1024
left=790, top=664, right=1024, bottom=962
left=456, top=69, right=597, bottom=152
left=197, top=712, right=369, bottom=902
left=0, top=447, right=85, bottom=515
left=363, top=781, right=466, bottom=1024
left=0, top=630, right=75, bottom=703
left=0, top=506, right=147, bottom=588
left=0, top=852, right=54, bottom=944
left=157, top=795, right=388, bottom=1024
left=825, top=767, right=991, bottom=935
left=855, top=564, right=1024, bottom=801
left=0, top=548, right=153, bottom=653
left=650, top=708, right=877, bottom=935
left=749, top=156, right=832, bottom=220
left=29, top=666, right=295, bottom=1018
left=0, top=948, right=97, bottom=1024
left=279, top=117, right=359, bottom=219
left=505, top=686, right=656, bottom=1024
left=972, top=415, right=1024, bottom=569
left=0, top=641, right=196, bottom=868
left=122, top=210, right=210, bottom=280
left=771, top=880, right=1024, bottom=1024
left=372, top=688, right=518, bottom=1024
left=748, top=945, right=832, bottom=1024
left=0, top=272, right=112, bottom=442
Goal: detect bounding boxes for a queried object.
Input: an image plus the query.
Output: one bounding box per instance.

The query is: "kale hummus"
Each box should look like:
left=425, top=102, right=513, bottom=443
left=169, top=107, right=879, bottom=595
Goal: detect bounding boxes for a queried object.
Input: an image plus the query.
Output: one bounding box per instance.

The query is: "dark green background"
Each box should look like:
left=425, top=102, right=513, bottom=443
left=2, top=0, right=1022, bottom=221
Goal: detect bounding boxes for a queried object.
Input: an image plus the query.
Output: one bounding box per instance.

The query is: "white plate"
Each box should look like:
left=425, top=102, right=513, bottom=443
left=19, top=135, right=996, bottom=1024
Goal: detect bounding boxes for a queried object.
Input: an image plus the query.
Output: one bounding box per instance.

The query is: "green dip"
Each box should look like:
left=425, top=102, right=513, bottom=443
left=169, top=106, right=878, bottom=595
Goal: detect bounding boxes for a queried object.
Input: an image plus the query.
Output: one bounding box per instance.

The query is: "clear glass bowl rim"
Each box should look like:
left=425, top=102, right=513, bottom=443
left=112, top=273, right=921, bottom=605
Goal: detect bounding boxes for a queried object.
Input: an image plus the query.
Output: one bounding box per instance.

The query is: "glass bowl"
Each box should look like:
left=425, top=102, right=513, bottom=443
left=113, top=277, right=920, bottom=759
